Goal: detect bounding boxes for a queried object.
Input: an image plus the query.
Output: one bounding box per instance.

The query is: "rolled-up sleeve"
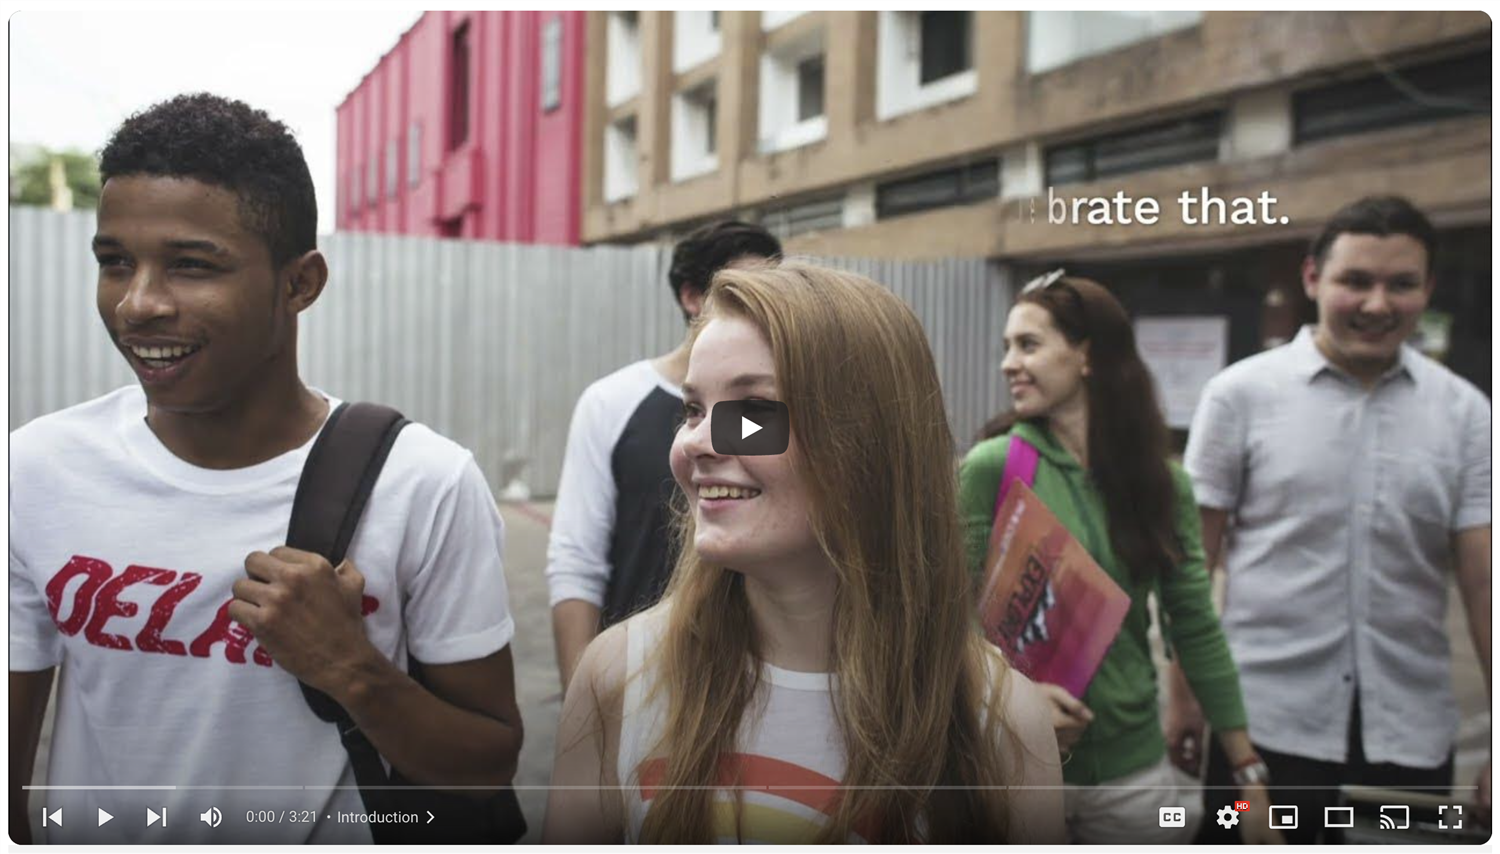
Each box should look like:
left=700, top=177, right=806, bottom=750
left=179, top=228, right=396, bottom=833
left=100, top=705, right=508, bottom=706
left=1158, top=466, right=1249, bottom=731
left=1454, top=388, right=1491, bottom=532
left=1184, top=377, right=1246, bottom=512
left=9, top=539, right=62, bottom=671
left=545, top=387, right=618, bottom=608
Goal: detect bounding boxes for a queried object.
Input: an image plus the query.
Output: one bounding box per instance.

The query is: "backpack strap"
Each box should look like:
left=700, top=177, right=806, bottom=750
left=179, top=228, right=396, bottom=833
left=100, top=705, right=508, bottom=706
left=287, top=402, right=409, bottom=570
left=284, top=401, right=527, bottom=843
left=993, top=434, right=1041, bottom=526
left=286, top=401, right=409, bottom=794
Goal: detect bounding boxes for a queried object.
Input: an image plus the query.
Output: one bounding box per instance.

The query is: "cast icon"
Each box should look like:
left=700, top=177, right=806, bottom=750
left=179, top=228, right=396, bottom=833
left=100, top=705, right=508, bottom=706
left=1379, top=805, right=1409, bottom=830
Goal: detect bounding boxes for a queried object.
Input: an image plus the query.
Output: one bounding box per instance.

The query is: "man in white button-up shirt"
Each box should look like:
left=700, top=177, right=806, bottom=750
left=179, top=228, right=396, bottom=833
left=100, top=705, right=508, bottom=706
left=1175, top=196, right=1491, bottom=843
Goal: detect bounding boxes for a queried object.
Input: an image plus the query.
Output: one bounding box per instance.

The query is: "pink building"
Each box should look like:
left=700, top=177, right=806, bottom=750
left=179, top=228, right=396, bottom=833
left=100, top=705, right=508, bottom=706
left=336, top=11, right=585, bottom=243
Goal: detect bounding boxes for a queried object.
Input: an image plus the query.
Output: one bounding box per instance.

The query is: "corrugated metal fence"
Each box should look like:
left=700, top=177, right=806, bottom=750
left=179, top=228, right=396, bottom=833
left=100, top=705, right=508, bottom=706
left=9, top=208, right=1012, bottom=496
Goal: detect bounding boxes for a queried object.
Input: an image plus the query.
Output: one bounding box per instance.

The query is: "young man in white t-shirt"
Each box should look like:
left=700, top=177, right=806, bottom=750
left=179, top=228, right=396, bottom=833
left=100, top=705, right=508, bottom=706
left=8, top=93, right=522, bottom=844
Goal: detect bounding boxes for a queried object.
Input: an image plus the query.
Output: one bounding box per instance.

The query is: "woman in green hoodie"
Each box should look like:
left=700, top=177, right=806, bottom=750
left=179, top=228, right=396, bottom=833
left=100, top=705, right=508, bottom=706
left=958, top=272, right=1280, bottom=845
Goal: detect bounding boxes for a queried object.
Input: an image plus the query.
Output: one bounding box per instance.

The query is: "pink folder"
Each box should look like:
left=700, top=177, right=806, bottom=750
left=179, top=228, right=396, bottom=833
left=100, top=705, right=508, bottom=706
left=978, top=481, right=1132, bottom=699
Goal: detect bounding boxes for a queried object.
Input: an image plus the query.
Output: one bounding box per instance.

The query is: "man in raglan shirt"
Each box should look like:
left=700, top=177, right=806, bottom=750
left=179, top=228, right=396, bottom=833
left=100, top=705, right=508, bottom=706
left=9, top=94, right=522, bottom=844
left=547, top=221, right=781, bottom=693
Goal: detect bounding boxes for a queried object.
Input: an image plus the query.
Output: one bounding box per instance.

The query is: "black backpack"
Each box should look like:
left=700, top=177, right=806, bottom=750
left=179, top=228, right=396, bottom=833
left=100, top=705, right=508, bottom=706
left=286, top=401, right=527, bottom=844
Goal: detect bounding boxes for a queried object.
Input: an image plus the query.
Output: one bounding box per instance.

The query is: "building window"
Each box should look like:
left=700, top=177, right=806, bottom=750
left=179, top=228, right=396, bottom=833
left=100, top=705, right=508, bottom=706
left=408, top=121, right=422, bottom=187
left=876, top=159, right=999, bottom=219
left=704, top=95, right=718, bottom=155
left=604, top=116, right=639, bottom=202
left=918, top=12, right=972, bottom=85
left=366, top=157, right=379, bottom=206
left=1045, top=112, right=1223, bottom=186
left=449, top=22, right=471, bottom=150
left=797, top=56, right=825, bottom=122
left=385, top=138, right=399, bottom=199
left=876, top=11, right=979, bottom=121
left=674, top=11, right=722, bottom=72
left=758, top=29, right=828, bottom=154
left=541, top=17, right=563, bottom=113
left=671, top=80, right=719, bottom=181
left=1294, top=49, right=1490, bottom=145
left=606, top=12, right=641, bottom=106
left=760, top=194, right=844, bottom=240
left=1027, top=11, right=1201, bottom=74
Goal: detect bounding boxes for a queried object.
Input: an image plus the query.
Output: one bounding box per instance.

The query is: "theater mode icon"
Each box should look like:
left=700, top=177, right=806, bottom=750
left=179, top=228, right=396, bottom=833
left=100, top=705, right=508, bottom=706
left=1324, top=806, right=1354, bottom=829
left=710, top=400, right=789, bottom=456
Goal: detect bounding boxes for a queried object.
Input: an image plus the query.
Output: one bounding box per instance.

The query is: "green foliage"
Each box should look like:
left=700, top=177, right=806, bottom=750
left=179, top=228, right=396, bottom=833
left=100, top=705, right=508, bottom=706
left=9, top=146, right=101, bottom=209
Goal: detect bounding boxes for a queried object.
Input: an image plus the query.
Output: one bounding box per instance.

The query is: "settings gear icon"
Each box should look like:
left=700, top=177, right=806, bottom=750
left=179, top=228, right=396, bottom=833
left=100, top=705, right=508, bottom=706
left=1216, top=804, right=1241, bottom=830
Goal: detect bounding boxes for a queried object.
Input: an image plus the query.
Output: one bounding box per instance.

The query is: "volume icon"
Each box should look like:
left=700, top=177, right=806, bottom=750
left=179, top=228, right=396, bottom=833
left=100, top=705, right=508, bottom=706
left=200, top=807, right=222, bottom=828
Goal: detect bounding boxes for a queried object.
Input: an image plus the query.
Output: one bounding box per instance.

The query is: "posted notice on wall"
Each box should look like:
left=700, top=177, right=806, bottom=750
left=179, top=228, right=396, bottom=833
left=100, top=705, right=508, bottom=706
left=1134, top=316, right=1228, bottom=430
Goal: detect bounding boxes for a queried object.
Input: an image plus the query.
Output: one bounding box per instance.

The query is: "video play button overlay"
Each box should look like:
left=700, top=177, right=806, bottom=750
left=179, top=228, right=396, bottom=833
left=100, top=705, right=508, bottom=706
left=712, top=400, right=789, bottom=456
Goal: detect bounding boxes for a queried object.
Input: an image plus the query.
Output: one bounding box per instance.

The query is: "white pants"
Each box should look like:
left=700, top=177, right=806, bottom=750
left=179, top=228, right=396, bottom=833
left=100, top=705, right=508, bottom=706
left=1063, top=757, right=1204, bottom=845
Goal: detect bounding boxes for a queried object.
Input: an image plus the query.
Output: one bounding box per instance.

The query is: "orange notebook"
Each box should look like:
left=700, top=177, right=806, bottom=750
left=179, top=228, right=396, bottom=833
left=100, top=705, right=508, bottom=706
left=977, top=481, right=1131, bottom=699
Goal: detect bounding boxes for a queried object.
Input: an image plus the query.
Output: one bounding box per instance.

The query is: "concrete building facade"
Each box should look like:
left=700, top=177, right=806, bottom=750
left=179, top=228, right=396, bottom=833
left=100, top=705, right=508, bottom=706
left=338, top=10, right=586, bottom=244
left=582, top=11, right=1491, bottom=395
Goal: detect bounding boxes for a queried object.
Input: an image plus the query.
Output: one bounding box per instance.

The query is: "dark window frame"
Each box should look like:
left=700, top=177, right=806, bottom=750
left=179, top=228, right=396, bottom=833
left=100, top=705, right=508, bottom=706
left=918, top=11, right=972, bottom=85
left=1045, top=112, right=1223, bottom=186
left=876, top=159, right=1000, bottom=220
left=796, top=55, right=826, bottom=122
left=449, top=21, right=472, bottom=151
left=1293, top=49, right=1490, bottom=145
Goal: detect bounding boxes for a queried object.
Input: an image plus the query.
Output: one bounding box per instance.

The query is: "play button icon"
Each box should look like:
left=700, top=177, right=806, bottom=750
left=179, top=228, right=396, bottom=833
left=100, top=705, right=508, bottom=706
left=98, top=808, right=113, bottom=827
left=711, top=400, right=789, bottom=456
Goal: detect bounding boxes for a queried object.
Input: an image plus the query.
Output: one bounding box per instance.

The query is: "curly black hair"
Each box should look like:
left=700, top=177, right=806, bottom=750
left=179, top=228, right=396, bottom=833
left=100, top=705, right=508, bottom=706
left=99, top=92, right=316, bottom=267
left=668, top=220, right=783, bottom=308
